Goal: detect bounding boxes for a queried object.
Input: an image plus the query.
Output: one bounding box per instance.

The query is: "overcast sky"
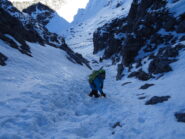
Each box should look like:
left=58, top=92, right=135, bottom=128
left=10, top=0, right=89, bottom=22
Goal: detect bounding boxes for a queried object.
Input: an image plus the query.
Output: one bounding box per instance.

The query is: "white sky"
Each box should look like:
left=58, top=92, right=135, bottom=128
left=10, top=0, right=89, bottom=22
left=58, top=0, right=89, bottom=22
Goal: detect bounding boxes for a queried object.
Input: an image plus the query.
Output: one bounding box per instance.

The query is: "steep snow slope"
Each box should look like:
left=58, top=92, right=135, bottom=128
left=44, top=0, right=185, bottom=138
left=1, top=39, right=185, bottom=138
left=0, top=40, right=91, bottom=138
left=70, top=41, right=185, bottom=139
left=1, top=0, right=185, bottom=138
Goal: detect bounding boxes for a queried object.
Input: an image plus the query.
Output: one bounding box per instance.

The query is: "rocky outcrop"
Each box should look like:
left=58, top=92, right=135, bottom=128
left=145, top=96, right=170, bottom=105
left=0, top=0, right=91, bottom=68
left=93, top=18, right=127, bottom=59
left=175, top=112, right=185, bottom=123
left=176, top=13, right=185, bottom=33
left=148, top=44, right=185, bottom=74
left=128, top=69, right=152, bottom=81
left=117, top=0, right=172, bottom=67
left=11, top=0, right=65, bottom=11
left=93, top=0, right=185, bottom=80
left=116, top=64, right=124, bottom=80
left=149, top=58, right=173, bottom=74
left=0, top=7, right=43, bottom=56
left=140, top=83, right=154, bottom=89
left=0, top=53, right=8, bottom=66
left=23, top=2, right=55, bottom=25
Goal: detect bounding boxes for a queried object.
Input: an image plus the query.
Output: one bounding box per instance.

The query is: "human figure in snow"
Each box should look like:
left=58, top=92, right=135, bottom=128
left=88, top=68, right=106, bottom=98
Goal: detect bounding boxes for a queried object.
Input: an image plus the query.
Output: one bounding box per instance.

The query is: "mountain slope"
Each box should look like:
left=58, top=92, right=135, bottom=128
left=0, top=0, right=185, bottom=138
left=0, top=0, right=90, bottom=68
left=0, top=39, right=91, bottom=138
left=92, top=0, right=185, bottom=80
left=0, top=1, right=91, bottom=138
left=50, top=0, right=185, bottom=138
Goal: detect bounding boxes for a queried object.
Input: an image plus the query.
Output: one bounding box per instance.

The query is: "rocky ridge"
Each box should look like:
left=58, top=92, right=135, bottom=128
left=10, top=0, right=65, bottom=11
left=0, top=0, right=90, bottom=68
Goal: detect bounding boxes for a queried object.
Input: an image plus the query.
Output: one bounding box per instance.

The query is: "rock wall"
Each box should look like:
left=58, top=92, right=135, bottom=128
left=93, top=0, right=185, bottom=80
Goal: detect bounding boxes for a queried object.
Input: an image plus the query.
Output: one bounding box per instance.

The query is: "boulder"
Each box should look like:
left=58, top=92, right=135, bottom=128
left=116, top=64, right=124, bottom=80
left=145, top=96, right=170, bottom=105
left=0, top=53, right=8, bottom=66
left=149, top=58, right=172, bottom=74
left=163, top=47, right=179, bottom=58
left=112, top=122, right=122, bottom=128
left=128, top=69, right=152, bottom=81
left=175, top=113, right=185, bottom=123
left=140, top=83, right=154, bottom=89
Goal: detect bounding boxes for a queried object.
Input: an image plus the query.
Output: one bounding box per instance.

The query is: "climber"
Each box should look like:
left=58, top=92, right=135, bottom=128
left=88, top=68, right=106, bottom=98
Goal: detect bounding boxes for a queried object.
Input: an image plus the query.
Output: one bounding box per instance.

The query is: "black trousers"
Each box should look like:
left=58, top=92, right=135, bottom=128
left=89, top=90, right=100, bottom=98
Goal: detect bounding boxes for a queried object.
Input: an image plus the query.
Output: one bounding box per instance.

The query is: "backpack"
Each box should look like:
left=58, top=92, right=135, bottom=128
left=88, top=69, right=105, bottom=83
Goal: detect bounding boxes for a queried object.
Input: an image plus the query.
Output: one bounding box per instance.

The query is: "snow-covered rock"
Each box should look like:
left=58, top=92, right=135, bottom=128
left=0, top=52, right=8, bottom=66
left=92, top=0, right=185, bottom=80
left=10, top=0, right=65, bottom=11
left=0, top=0, right=90, bottom=68
left=22, top=2, right=55, bottom=25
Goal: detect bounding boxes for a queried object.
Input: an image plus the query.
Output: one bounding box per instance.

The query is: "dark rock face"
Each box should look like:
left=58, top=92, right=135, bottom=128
left=0, top=53, right=8, bottom=66
left=122, top=35, right=145, bottom=66
left=140, top=83, right=154, bottom=89
left=128, top=69, right=152, bottom=81
left=175, top=113, right=185, bottom=123
left=148, top=44, right=185, bottom=74
left=122, top=0, right=169, bottom=67
left=0, top=8, right=43, bottom=56
left=93, top=0, right=185, bottom=80
left=93, top=18, right=127, bottom=59
left=145, top=96, right=170, bottom=105
left=116, top=64, right=124, bottom=80
left=176, top=13, right=185, bottom=33
left=0, top=0, right=44, bottom=57
left=149, top=58, right=172, bottom=74
left=23, top=2, right=55, bottom=25
left=65, top=51, right=91, bottom=69
left=0, top=0, right=91, bottom=68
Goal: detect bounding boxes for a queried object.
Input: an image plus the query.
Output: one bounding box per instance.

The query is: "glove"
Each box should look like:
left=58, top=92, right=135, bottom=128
left=101, top=92, right=106, bottom=97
